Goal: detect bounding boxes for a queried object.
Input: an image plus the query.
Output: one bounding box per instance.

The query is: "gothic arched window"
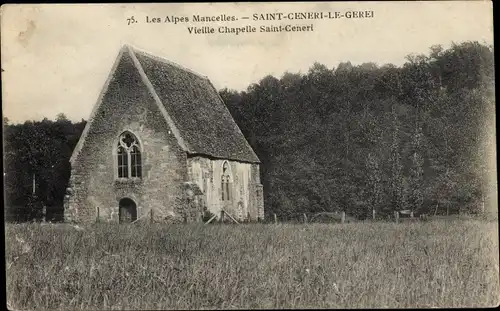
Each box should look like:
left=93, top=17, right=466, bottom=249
left=117, top=132, right=142, bottom=179
left=221, top=161, right=232, bottom=201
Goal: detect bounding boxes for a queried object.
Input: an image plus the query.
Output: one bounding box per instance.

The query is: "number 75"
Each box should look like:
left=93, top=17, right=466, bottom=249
left=127, top=16, right=136, bottom=25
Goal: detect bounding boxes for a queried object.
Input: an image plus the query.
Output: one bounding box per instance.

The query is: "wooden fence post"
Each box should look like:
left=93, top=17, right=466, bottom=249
left=150, top=209, right=154, bottom=223
left=303, top=213, right=307, bottom=223
left=96, top=206, right=99, bottom=223
left=274, top=213, right=277, bottom=224
left=372, top=209, right=376, bottom=220
left=394, top=211, right=400, bottom=223
left=341, top=211, right=346, bottom=224
left=221, top=210, right=225, bottom=223
left=410, top=211, right=414, bottom=218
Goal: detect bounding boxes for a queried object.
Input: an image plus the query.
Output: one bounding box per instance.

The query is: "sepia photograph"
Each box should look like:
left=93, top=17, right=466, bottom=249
left=2, top=1, right=498, bottom=309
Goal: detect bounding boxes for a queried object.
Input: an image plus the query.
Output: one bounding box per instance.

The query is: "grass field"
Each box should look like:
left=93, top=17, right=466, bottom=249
left=5, top=220, right=500, bottom=309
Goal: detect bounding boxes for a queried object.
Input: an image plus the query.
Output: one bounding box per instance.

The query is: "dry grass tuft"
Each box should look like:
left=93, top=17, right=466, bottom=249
left=5, top=220, right=500, bottom=309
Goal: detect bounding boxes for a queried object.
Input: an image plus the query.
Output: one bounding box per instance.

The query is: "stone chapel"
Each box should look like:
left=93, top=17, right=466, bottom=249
left=64, top=45, right=264, bottom=223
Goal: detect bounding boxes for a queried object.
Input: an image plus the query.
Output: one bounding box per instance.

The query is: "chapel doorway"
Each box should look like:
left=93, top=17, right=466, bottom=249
left=119, top=198, right=137, bottom=223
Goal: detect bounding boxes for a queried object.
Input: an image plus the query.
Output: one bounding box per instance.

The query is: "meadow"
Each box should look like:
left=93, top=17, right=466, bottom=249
left=5, top=219, right=500, bottom=310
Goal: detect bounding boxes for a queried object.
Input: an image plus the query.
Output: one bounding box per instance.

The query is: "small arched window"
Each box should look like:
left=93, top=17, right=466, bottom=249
left=221, top=161, right=232, bottom=201
left=117, top=132, right=142, bottom=179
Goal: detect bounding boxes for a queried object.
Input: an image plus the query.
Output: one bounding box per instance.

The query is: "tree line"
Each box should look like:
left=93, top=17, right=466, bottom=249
left=3, top=41, right=495, bottom=222
left=220, top=41, right=495, bottom=220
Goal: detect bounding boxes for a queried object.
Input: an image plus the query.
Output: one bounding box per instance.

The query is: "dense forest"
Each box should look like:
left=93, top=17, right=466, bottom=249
left=3, top=114, right=86, bottom=221
left=3, top=41, right=496, bottom=222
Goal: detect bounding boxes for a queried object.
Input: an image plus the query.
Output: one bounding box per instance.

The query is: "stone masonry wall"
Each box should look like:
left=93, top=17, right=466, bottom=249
left=187, top=156, right=264, bottom=221
left=65, top=51, right=188, bottom=223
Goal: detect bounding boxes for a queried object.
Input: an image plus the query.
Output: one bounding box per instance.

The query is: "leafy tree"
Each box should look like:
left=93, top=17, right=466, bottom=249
left=56, top=113, right=69, bottom=122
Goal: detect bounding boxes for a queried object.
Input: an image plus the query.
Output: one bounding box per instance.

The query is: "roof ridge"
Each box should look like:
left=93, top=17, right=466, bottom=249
left=125, top=44, right=209, bottom=80
left=125, top=45, right=190, bottom=152
left=122, top=44, right=260, bottom=164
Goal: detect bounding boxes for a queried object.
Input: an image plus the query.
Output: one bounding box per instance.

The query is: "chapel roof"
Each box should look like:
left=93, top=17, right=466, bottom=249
left=71, top=45, right=260, bottom=164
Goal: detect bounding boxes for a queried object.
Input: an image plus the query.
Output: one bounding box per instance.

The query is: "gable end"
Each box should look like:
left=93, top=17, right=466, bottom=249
left=70, top=45, right=190, bottom=164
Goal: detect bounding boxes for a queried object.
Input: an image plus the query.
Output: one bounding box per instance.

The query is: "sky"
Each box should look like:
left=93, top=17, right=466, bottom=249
left=1, top=2, right=493, bottom=124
